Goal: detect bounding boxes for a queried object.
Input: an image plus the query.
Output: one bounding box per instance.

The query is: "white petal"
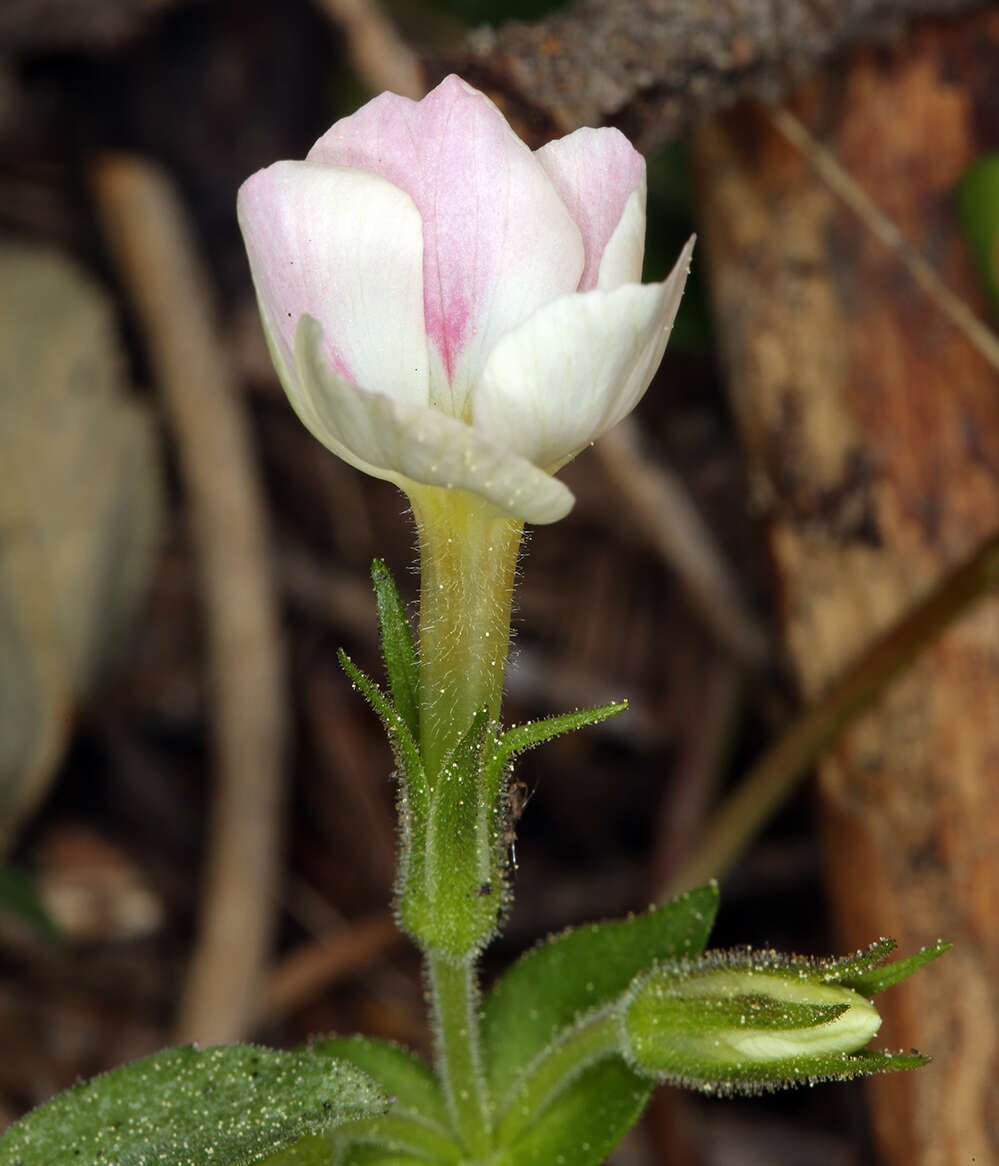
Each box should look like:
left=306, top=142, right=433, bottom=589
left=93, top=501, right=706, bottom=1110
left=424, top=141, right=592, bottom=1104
left=295, top=317, right=574, bottom=524
left=238, top=161, right=429, bottom=411
left=475, top=238, right=695, bottom=471
left=597, top=187, right=646, bottom=290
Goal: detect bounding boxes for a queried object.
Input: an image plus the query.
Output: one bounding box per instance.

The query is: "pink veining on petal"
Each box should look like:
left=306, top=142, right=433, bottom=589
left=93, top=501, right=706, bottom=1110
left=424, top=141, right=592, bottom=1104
left=309, top=75, right=583, bottom=400
left=535, top=128, right=645, bottom=291
left=323, top=334, right=355, bottom=383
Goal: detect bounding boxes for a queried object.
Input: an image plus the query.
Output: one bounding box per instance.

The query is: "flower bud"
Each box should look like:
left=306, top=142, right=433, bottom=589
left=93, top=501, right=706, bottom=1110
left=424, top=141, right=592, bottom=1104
left=621, top=951, right=884, bottom=1094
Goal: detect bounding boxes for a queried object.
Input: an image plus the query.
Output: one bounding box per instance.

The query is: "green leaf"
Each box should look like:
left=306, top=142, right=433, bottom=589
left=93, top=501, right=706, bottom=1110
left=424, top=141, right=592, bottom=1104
left=310, top=1039, right=461, bottom=1162
left=838, top=940, right=951, bottom=998
left=254, top=1135, right=335, bottom=1166
left=481, top=884, right=719, bottom=1103
left=958, top=155, right=999, bottom=317
left=337, top=1149, right=429, bottom=1165
left=495, top=1058, right=651, bottom=1166
left=371, top=560, right=420, bottom=744
left=0, top=1044, right=388, bottom=1166
left=0, top=866, right=58, bottom=940
left=311, top=1038, right=449, bottom=1129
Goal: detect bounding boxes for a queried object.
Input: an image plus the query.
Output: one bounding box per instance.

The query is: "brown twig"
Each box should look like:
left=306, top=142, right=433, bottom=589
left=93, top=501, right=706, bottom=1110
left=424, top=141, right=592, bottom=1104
left=663, top=530, right=999, bottom=898
left=260, top=911, right=402, bottom=1027
left=92, top=155, right=287, bottom=1045
left=436, top=0, right=986, bottom=151
left=594, top=418, right=771, bottom=670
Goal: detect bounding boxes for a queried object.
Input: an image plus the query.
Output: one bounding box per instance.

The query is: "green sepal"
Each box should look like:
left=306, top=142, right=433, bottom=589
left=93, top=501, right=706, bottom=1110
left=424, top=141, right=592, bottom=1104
left=370, top=560, right=420, bottom=744
left=633, top=1048, right=932, bottom=1098
left=337, top=650, right=427, bottom=818
left=815, top=937, right=898, bottom=981
left=958, top=155, right=999, bottom=317
left=481, top=884, right=719, bottom=1105
left=837, top=940, right=951, bottom=997
left=482, top=702, right=627, bottom=808
left=0, top=1044, right=387, bottom=1166
left=493, top=1058, right=652, bottom=1166
left=398, top=709, right=503, bottom=955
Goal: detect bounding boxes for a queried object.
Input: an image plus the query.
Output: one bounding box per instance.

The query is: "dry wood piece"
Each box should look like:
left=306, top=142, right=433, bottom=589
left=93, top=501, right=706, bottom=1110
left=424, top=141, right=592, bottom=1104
left=93, top=155, right=288, bottom=1047
left=690, top=9, right=999, bottom=1163
left=438, top=0, right=986, bottom=151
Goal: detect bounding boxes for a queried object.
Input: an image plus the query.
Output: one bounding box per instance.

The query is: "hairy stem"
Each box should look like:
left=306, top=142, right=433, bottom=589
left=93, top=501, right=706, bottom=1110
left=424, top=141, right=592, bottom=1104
left=427, top=949, right=492, bottom=1156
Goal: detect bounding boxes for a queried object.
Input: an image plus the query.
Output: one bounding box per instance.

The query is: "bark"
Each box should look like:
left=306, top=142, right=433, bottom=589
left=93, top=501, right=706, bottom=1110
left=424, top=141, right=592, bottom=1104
left=435, top=0, right=987, bottom=151
left=690, top=9, right=999, bottom=1163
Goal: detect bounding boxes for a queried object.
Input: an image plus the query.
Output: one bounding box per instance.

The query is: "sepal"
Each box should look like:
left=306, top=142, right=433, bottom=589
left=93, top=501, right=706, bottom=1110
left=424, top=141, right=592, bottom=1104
left=370, top=559, right=420, bottom=744
left=481, top=701, right=627, bottom=809
left=834, top=939, right=951, bottom=997
left=337, top=650, right=427, bottom=819
left=397, top=710, right=503, bottom=956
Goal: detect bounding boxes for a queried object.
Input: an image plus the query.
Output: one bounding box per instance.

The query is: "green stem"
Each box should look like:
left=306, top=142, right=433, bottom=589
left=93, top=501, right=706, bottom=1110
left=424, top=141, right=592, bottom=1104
left=409, top=487, right=523, bottom=780
left=494, top=1008, right=621, bottom=1148
left=427, top=948, right=492, bottom=1157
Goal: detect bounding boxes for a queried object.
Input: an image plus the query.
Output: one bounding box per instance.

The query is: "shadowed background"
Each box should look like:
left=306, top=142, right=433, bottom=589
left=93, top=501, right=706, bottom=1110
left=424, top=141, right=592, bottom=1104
left=2, top=0, right=998, bottom=1162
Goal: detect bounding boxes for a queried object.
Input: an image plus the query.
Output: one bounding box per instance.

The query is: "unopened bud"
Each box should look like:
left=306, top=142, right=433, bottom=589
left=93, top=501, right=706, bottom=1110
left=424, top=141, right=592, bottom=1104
left=621, top=951, right=883, bottom=1094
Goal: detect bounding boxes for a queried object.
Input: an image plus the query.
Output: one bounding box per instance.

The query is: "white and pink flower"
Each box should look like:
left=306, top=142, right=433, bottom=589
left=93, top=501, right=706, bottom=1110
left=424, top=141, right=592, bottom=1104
left=238, top=75, right=692, bottom=524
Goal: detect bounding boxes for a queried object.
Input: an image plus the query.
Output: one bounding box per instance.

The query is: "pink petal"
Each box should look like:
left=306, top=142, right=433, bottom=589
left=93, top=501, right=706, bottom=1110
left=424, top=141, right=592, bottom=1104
left=535, top=127, right=646, bottom=291
left=308, top=75, right=584, bottom=414
left=237, top=160, right=429, bottom=409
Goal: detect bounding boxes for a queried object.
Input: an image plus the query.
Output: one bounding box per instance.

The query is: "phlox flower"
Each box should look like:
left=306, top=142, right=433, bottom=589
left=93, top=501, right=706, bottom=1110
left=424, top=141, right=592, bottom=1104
left=238, top=74, right=692, bottom=524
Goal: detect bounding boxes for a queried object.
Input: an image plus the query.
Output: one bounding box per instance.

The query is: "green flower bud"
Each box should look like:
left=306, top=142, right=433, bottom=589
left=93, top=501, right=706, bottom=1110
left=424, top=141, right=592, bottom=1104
left=621, top=950, right=889, bottom=1095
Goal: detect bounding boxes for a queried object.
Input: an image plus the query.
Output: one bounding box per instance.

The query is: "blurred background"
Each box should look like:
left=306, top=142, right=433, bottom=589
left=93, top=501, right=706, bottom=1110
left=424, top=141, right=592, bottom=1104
left=2, top=0, right=999, bottom=1162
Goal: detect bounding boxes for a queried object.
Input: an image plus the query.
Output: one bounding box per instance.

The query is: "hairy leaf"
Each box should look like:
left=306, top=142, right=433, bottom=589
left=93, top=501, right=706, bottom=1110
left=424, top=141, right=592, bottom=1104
left=0, top=1044, right=387, bottom=1166
left=481, top=884, right=718, bottom=1102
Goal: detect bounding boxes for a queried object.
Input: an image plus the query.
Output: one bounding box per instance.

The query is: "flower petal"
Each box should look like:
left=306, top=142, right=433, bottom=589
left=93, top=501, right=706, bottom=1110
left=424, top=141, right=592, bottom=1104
left=535, top=127, right=646, bottom=291
left=308, top=75, right=584, bottom=414
left=474, top=237, right=695, bottom=471
left=237, top=160, right=429, bottom=410
left=596, top=188, right=646, bottom=291
left=295, top=317, right=575, bottom=524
